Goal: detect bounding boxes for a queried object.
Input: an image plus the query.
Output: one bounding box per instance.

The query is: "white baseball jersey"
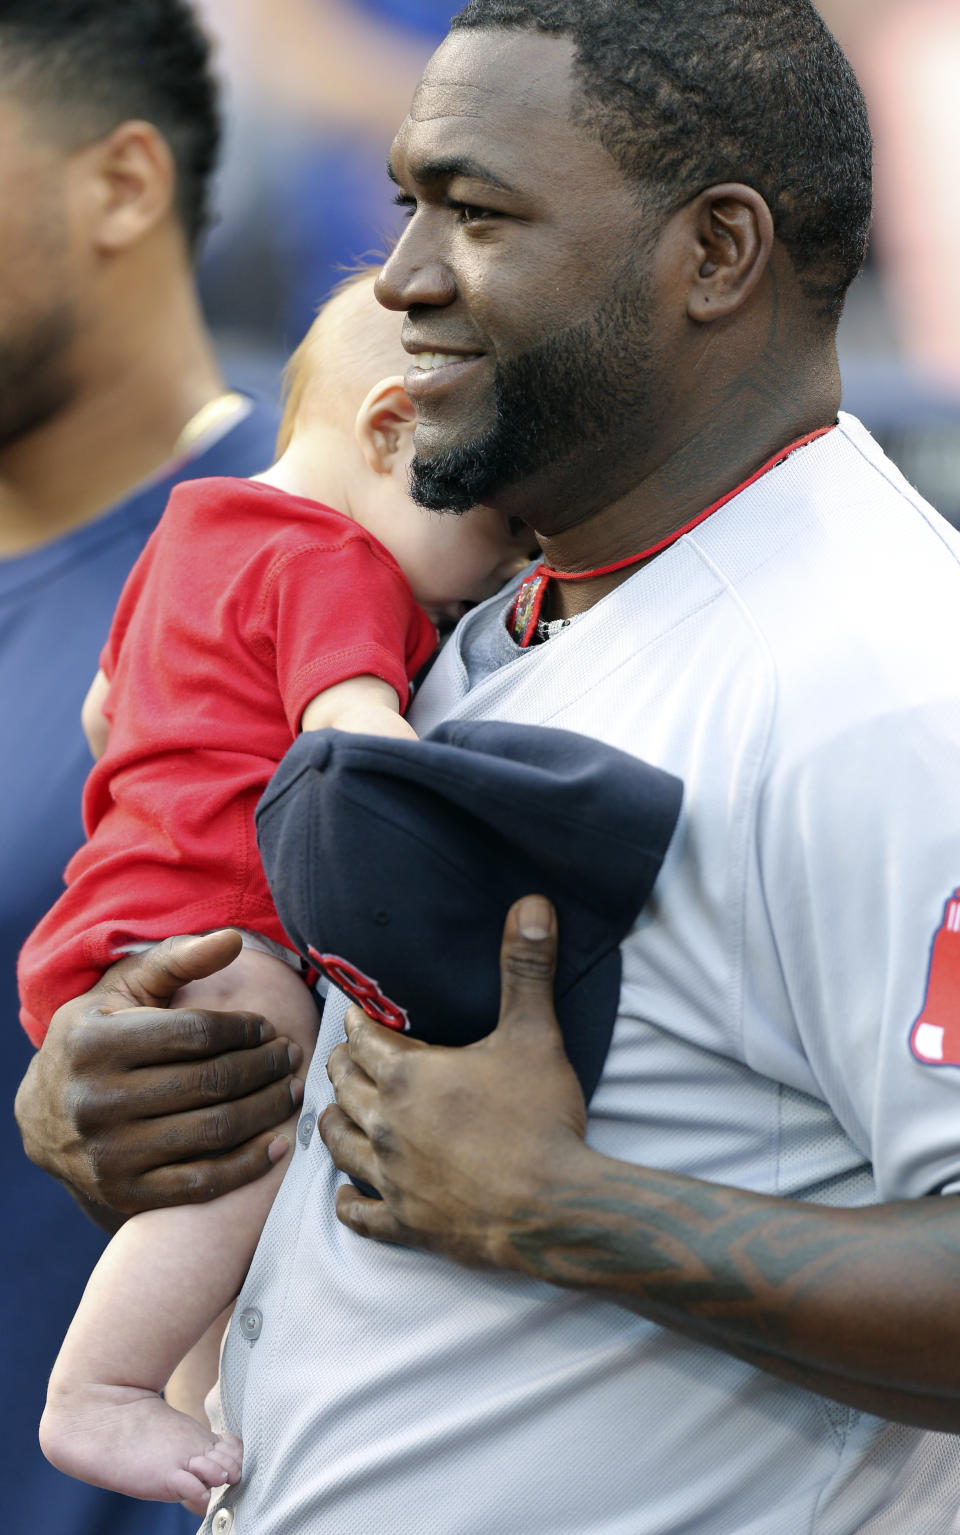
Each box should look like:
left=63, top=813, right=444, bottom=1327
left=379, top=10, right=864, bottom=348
left=202, top=415, right=960, bottom=1534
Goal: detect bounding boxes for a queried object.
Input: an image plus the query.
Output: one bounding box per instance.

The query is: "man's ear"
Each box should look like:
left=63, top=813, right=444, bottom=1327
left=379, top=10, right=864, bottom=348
left=80, top=120, right=177, bottom=254
left=684, top=184, right=774, bottom=323
left=355, top=376, right=417, bottom=474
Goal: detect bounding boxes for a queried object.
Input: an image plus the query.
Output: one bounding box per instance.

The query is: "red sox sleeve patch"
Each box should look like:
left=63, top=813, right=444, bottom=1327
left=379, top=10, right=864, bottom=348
left=910, top=888, right=960, bottom=1065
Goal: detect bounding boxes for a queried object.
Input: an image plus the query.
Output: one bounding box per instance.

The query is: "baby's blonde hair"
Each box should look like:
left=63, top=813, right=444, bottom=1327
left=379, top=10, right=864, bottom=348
left=275, top=263, right=407, bottom=456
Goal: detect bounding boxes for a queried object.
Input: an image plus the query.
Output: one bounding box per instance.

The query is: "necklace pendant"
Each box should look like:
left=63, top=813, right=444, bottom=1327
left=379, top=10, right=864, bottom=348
left=508, top=568, right=548, bottom=647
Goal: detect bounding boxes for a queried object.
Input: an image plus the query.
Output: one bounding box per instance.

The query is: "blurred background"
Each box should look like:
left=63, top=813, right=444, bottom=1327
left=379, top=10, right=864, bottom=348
left=195, top=0, right=960, bottom=523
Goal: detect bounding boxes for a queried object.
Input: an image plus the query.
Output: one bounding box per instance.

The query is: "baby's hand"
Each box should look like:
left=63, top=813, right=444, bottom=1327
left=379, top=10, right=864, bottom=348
left=81, top=667, right=111, bottom=759
left=300, top=674, right=417, bottom=740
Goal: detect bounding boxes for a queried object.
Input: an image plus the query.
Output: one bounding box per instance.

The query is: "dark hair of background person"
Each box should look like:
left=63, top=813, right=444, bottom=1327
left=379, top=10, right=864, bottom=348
left=450, top=0, right=873, bottom=321
left=0, top=0, right=221, bottom=250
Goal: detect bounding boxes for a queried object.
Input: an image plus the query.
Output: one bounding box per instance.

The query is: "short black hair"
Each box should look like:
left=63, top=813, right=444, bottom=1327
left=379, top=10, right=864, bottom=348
left=0, top=0, right=221, bottom=249
left=450, top=0, right=872, bottom=320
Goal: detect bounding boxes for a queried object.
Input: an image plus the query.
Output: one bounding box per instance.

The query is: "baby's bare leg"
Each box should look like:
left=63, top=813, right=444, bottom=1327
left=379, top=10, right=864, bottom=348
left=164, top=1302, right=235, bottom=1427
left=40, top=946, right=318, bottom=1514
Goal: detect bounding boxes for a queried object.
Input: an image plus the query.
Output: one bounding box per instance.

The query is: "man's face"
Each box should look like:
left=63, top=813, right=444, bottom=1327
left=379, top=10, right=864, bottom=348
left=0, top=95, right=81, bottom=448
left=377, top=30, right=669, bottom=525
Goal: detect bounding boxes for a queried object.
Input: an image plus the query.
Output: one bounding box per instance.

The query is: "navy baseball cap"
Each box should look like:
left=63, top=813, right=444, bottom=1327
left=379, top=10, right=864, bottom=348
left=256, top=720, right=682, bottom=1103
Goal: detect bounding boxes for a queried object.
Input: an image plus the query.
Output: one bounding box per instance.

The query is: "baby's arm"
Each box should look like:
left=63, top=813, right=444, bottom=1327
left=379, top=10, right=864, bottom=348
left=39, top=944, right=318, bottom=1515
left=300, top=673, right=417, bottom=740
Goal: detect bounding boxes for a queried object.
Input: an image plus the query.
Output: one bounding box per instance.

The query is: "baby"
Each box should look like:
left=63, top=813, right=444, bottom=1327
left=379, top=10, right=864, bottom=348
left=23, top=267, right=533, bottom=1515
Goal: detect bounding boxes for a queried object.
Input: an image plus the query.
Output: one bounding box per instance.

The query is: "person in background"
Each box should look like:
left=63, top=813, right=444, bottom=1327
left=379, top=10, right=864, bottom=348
left=0, top=4, right=279, bottom=1533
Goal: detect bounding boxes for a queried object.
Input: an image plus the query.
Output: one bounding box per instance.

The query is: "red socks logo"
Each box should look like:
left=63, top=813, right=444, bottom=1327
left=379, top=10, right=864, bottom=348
left=307, top=947, right=410, bottom=1032
left=910, top=889, right=960, bottom=1065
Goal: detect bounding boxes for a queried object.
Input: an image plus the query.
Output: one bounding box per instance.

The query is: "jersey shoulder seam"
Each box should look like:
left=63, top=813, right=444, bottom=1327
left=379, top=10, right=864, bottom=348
left=837, top=418, right=960, bottom=569
left=682, top=537, right=779, bottom=1063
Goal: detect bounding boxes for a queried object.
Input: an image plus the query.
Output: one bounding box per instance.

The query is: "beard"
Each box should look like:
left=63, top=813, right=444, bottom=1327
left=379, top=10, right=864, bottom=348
left=0, top=299, right=79, bottom=449
left=409, top=263, right=659, bottom=515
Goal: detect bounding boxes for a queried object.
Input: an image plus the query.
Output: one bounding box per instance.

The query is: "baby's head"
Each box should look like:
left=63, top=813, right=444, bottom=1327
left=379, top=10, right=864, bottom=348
left=274, top=268, right=534, bottom=623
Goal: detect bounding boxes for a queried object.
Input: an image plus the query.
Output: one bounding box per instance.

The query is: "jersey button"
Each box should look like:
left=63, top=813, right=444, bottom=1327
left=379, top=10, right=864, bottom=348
left=237, top=1307, right=262, bottom=1342
left=212, top=1509, right=234, bottom=1533
left=297, top=1110, right=317, bottom=1147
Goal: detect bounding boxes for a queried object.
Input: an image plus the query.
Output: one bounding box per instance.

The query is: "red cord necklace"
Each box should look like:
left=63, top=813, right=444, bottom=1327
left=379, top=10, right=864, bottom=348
left=507, top=424, right=836, bottom=647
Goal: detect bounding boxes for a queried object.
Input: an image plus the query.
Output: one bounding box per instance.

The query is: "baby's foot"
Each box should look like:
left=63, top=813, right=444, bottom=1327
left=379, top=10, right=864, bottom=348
left=40, top=1382, right=242, bottom=1515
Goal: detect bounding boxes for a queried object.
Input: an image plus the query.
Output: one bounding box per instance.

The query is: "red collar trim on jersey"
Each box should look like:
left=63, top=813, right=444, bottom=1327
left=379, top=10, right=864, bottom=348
left=507, top=423, right=837, bottom=647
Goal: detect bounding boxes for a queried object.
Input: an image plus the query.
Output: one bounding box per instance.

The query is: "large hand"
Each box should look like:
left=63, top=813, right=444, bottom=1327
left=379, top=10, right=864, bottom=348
left=320, top=896, right=590, bottom=1267
left=14, top=930, right=303, bottom=1223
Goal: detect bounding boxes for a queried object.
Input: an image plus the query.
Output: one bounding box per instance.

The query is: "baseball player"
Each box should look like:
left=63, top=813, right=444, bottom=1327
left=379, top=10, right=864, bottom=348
left=0, top=5, right=279, bottom=1534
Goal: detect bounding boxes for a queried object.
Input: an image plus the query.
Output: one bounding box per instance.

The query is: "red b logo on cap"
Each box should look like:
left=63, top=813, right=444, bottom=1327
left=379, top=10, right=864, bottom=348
left=307, top=948, right=410, bottom=1032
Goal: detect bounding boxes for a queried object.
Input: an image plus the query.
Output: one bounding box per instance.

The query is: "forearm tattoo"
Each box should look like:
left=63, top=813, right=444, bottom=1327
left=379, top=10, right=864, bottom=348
left=506, top=1165, right=960, bottom=1377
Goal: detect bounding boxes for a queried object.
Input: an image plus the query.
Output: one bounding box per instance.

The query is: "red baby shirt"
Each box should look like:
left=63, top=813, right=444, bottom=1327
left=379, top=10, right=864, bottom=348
left=18, top=478, right=437, bottom=1041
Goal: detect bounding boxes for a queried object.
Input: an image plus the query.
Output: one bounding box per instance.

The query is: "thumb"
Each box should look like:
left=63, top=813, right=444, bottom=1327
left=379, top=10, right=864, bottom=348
left=495, top=895, right=562, bottom=1045
left=98, top=929, right=245, bottom=1010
